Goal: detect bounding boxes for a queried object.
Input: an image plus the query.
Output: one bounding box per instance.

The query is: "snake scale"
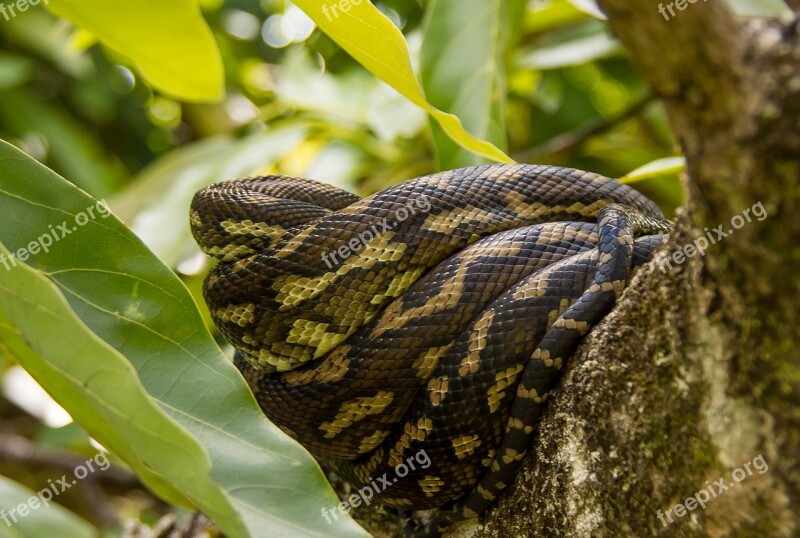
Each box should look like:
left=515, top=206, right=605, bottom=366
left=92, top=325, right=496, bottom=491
left=190, top=164, right=670, bottom=535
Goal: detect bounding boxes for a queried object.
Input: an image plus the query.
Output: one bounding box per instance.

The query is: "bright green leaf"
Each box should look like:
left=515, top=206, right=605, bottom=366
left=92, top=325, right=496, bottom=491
left=46, top=0, right=224, bottom=102
left=0, top=261, right=217, bottom=516
left=112, top=126, right=307, bottom=268
left=0, top=476, right=94, bottom=538
left=420, top=0, right=520, bottom=168
left=293, top=0, right=513, bottom=164
left=520, top=33, right=622, bottom=70
left=525, top=0, right=593, bottom=35
left=0, top=140, right=368, bottom=538
left=565, top=0, right=606, bottom=20
left=620, top=156, right=685, bottom=183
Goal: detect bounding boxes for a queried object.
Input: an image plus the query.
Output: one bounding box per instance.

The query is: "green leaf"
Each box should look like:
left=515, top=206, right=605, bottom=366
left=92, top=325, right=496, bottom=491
left=565, top=0, right=606, bottom=20
left=0, top=476, right=94, bottom=538
left=0, top=251, right=215, bottom=513
left=525, top=0, right=594, bottom=35
left=0, top=88, right=126, bottom=198
left=293, top=0, right=513, bottom=164
left=46, top=0, right=224, bottom=102
left=0, top=53, right=35, bottom=91
left=0, top=140, right=368, bottom=538
left=620, top=156, right=685, bottom=183
left=112, top=126, right=308, bottom=268
left=520, top=32, right=622, bottom=70
left=420, top=0, right=521, bottom=169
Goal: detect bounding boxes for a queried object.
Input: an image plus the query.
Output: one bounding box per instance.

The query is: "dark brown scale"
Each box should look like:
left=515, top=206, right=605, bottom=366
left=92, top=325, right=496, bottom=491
left=190, top=164, right=671, bottom=536
left=194, top=164, right=666, bottom=372
left=239, top=222, right=600, bottom=459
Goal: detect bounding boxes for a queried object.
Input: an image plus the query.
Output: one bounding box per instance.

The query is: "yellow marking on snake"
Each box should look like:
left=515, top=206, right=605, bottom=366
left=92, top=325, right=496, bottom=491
left=486, top=364, right=525, bottom=413
left=283, top=346, right=351, bottom=385
left=272, top=225, right=316, bottom=258
left=548, top=297, right=573, bottom=326
left=531, top=348, right=563, bottom=368
left=459, top=309, right=495, bottom=376
left=319, top=391, right=395, bottom=438
left=553, top=317, right=590, bottom=334
left=220, top=218, right=285, bottom=239
left=215, top=303, right=255, bottom=327
left=374, top=267, right=426, bottom=303
left=500, top=197, right=610, bottom=221
left=428, top=376, right=450, bottom=406
left=253, top=347, right=297, bottom=371
left=536, top=223, right=595, bottom=246
left=452, top=435, right=482, bottom=460
left=518, top=386, right=546, bottom=403
left=389, top=419, right=433, bottom=466
left=190, top=210, right=203, bottom=229
left=207, top=243, right=255, bottom=261
left=420, top=206, right=501, bottom=236
left=481, top=448, right=497, bottom=468
left=513, top=275, right=551, bottom=300
left=413, top=345, right=453, bottom=378
left=273, top=231, right=406, bottom=307
left=285, top=319, right=337, bottom=348
left=508, top=417, right=535, bottom=434
left=358, top=430, right=390, bottom=453
left=370, top=241, right=521, bottom=337
left=419, top=476, right=446, bottom=497
left=476, top=485, right=496, bottom=501
left=501, top=448, right=525, bottom=465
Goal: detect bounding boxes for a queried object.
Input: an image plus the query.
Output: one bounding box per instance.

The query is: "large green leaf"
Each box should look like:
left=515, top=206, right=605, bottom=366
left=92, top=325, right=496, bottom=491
left=112, top=126, right=308, bottom=268
left=0, top=270, right=213, bottom=514
left=0, top=140, right=367, bottom=538
left=293, top=0, right=513, bottom=164
left=0, top=476, right=94, bottom=538
left=420, top=0, right=522, bottom=168
left=46, top=0, right=223, bottom=102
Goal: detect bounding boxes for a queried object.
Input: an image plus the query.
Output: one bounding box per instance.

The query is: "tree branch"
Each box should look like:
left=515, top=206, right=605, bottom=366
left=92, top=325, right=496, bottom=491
left=458, top=3, right=800, bottom=536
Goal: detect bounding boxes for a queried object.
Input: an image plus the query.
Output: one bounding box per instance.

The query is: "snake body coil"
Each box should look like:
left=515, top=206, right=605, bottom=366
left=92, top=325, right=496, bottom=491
left=190, top=164, right=670, bottom=534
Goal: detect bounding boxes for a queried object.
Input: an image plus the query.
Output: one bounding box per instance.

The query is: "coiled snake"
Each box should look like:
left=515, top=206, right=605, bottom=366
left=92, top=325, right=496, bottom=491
left=190, top=164, right=670, bottom=535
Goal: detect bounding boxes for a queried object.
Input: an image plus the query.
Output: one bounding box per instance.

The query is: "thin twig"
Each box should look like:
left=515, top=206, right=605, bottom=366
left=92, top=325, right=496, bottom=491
left=513, top=93, right=655, bottom=162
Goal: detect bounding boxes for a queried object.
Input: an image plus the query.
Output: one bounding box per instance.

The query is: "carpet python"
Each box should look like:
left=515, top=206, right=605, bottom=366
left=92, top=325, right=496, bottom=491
left=190, top=164, right=670, bottom=535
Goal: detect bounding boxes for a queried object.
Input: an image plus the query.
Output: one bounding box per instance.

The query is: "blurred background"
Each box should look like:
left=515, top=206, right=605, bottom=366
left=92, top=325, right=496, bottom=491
left=0, top=0, right=756, bottom=533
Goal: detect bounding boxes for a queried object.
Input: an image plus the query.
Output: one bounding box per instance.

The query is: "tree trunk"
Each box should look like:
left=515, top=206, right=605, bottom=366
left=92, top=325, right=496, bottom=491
left=457, top=2, right=800, bottom=537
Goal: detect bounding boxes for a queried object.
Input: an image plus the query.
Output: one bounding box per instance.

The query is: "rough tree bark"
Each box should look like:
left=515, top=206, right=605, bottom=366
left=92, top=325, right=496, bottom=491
left=464, top=2, right=800, bottom=537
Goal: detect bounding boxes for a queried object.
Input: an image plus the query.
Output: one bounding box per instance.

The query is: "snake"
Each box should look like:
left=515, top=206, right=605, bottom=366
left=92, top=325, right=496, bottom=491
left=190, top=163, right=670, bottom=535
